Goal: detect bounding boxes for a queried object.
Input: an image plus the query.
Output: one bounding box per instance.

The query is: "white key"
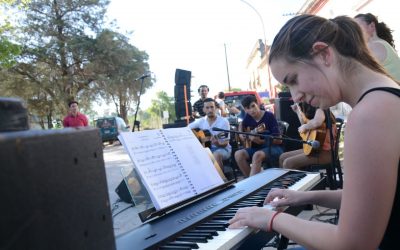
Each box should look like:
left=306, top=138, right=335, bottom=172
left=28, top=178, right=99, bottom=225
left=196, top=173, right=321, bottom=250
left=196, top=227, right=254, bottom=250
left=288, top=173, right=320, bottom=191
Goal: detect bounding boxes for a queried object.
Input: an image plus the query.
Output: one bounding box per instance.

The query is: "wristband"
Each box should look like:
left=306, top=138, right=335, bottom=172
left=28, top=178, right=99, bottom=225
left=268, top=211, right=282, bottom=232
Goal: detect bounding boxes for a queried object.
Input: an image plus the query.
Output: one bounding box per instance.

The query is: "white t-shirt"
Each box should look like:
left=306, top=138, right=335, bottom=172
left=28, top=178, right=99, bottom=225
left=188, top=116, right=231, bottom=151
left=215, top=98, right=228, bottom=116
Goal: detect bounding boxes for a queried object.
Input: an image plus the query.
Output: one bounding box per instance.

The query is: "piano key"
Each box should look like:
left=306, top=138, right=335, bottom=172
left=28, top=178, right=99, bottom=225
left=117, top=169, right=322, bottom=250
left=235, top=201, right=261, bottom=206
left=162, top=241, right=199, bottom=249
left=194, top=172, right=322, bottom=249
left=245, top=196, right=266, bottom=200
left=195, top=225, right=226, bottom=231
left=289, top=172, right=321, bottom=191
left=221, top=208, right=239, bottom=213
left=211, top=216, right=234, bottom=221
left=176, top=236, right=208, bottom=243
left=190, top=229, right=219, bottom=236
left=159, top=245, right=193, bottom=250
left=196, top=227, right=254, bottom=250
left=182, top=232, right=213, bottom=239
left=217, top=212, right=238, bottom=217
left=202, top=221, right=229, bottom=226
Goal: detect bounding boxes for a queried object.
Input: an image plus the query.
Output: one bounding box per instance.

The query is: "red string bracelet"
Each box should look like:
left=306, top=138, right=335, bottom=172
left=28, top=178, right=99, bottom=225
left=268, top=211, right=282, bottom=232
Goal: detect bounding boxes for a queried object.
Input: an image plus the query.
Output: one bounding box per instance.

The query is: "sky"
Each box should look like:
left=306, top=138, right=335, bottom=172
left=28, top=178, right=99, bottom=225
left=105, top=0, right=304, bottom=111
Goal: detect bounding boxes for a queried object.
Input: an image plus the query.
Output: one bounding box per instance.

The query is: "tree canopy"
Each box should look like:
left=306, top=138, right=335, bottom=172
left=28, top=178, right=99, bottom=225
left=0, top=0, right=152, bottom=128
left=140, top=91, right=176, bottom=129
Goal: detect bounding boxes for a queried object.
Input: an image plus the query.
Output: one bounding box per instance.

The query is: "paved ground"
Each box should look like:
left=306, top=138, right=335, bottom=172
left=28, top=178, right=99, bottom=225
left=103, top=143, right=337, bottom=248
left=103, top=142, right=144, bottom=237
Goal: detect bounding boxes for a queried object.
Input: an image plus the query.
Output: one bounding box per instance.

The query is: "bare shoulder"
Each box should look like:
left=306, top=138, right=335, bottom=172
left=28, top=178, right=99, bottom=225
left=341, top=87, right=399, bottom=234
left=368, top=40, right=388, bottom=62
left=346, top=88, right=400, bottom=156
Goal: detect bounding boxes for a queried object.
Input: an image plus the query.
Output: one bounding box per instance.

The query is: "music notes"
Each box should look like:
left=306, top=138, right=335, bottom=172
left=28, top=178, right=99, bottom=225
left=118, top=127, right=224, bottom=210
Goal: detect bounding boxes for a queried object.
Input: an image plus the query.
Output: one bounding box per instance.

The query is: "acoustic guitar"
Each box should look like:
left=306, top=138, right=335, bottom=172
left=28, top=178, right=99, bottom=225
left=293, top=104, right=326, bottom=155
left=244, top=123, right=266, bottom=148
left=192, top=128, right=228, bottom=148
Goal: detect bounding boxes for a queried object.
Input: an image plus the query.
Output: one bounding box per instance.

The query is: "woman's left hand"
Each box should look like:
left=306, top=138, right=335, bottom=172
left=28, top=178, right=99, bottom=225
left=298, top=124, right=308, bottom=133
left=228, top=206, right=273, bottom=231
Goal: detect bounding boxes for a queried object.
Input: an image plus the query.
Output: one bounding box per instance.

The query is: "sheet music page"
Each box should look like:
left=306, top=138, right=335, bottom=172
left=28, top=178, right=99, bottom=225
left=118, top=127, right=224, bottom=210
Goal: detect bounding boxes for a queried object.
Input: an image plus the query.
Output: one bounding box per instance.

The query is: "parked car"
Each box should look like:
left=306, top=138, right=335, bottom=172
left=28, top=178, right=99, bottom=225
left=225, top=91, right=274, bottom=112
left=224, top=91, right=264, bottom=108
left=95, top=116, right=130, bottom=144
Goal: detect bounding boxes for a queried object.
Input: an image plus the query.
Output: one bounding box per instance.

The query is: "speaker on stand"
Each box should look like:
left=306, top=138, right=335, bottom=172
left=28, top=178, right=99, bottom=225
left=174, top=69, right=192, bottom=124
left=274, top=92, right=302, bottom=151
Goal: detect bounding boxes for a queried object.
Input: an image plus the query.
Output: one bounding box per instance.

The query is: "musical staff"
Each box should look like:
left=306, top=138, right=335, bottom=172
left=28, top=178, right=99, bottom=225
left=118, top=127, right=224, bottom=210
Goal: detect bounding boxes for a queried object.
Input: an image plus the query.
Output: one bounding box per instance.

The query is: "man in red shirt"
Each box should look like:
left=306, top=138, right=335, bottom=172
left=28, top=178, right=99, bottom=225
left=63, top=101, right=89, bottom=127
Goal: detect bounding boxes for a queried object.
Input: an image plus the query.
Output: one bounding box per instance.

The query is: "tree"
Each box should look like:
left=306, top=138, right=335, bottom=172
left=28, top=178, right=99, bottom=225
left=142, top=91, right=176, bottom=129
left=8, top=0, right=109, bottom=120
left=90, top=29, right=151, bottom=122
left=0, top=0, right=27, bottom=67
left=2, top=0, right=151, bottom=127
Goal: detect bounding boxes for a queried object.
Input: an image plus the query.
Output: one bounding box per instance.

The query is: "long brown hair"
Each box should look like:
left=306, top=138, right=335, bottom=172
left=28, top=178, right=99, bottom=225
left=354, top=13, right=395, bottom=48
left=269, top=15, right=393, bottom=80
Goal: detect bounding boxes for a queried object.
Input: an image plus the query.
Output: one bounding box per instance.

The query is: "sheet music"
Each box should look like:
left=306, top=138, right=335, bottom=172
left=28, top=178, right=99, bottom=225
left=118, top=127, right=224, bottom=210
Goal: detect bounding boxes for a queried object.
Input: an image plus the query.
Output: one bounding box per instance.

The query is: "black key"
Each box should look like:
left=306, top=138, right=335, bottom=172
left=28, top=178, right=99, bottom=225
left=190, top=229, right=218, bottom=236
left=196, top=225, right=226, bottom=231
left=162, top=240, right=199, bottom=249
left=202, top=221, right=229, bottom=227
left=237, top=201, right=261, bottom=206
left=223, top=207, right=237, bottom=211
left=159, top=246, right=192, bottom=250
left=182, top=232, right=213, bottom=239
left=212, top=215, right=233, bottom=220
left=216, top=212, right=236, bottom=216
left=176, top=236, right=208, bottom=243
left=245, top=196, right=265, bottom=201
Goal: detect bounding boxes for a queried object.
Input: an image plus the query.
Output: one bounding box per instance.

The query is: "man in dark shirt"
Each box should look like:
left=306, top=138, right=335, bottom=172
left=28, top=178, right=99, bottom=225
left=192, top=85, right=209, bottom=118
left=234, top=95, right=283, bottom=177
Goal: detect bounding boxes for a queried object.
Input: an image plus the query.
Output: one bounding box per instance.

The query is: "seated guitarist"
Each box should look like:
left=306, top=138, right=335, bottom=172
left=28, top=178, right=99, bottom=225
left=235, top=95, right=283, bottom=177
left=188, top=98, right=232, bottom=170
left=279, top=102, right=336, bottom=169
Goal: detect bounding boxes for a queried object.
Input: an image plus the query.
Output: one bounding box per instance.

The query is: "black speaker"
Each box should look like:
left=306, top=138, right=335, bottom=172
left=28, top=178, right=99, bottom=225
left=0, top=97, right=29, bottom=132
left=115, top=179, right=133, bottom=203
left=174, top=85, right=191, bottom=102
left=175, top=69, right=191, bottom=86
left=175, top=100, right=192, bottom=119
left=162, top=120, right=191, bottom=129
left=274, top=96, right=302, bottom=151
left=0, top=128, right=115, bottom=250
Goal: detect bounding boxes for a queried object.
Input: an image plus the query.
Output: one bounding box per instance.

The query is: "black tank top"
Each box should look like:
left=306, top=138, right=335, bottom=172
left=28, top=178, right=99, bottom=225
left=358, top=87, right=400, bottom=250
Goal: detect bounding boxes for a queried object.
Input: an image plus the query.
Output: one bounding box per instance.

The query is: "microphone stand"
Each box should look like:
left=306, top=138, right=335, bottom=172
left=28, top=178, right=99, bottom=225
left=132, top=74, right=150, bottom=132
left=212, top=127, right=319, bottom=148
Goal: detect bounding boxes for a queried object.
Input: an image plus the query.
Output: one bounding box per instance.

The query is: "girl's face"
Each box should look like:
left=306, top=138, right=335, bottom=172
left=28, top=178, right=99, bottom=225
left=354, top=18, right=374, bottom=41
left=270, top=58, right=338, bottom=109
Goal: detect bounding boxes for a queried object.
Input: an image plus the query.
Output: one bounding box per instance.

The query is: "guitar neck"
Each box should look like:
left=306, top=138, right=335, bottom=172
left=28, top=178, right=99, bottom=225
left=294, top=103, right=307, bottom=125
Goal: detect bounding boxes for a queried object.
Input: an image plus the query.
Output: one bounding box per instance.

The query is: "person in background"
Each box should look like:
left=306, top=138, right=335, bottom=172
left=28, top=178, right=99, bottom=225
left=234, top=95, right=283, bottom=177
left=354, top=13, right=400, bottom=81
left=228, top=15, right=399, bottom=250
left=63, top=100, right=88, bottom=127
left=279, top=102, right=336, bottom=170
left=188, top=98, right=231, bottom=170
left=215, top=91, right=228, bottom=117
left=192, top=85, right=209, bottom=118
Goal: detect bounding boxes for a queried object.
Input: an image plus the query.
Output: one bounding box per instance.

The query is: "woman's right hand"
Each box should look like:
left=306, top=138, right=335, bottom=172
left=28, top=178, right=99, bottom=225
left=291, top=104, right=299, bottom=112
left=264, top=188, right=308, bottom=207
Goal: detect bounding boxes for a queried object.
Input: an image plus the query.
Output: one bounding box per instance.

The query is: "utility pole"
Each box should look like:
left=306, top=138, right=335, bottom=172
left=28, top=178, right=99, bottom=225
left=224, top=43, right=231, bottom=91
left=240, top=0, right=273, bottom=96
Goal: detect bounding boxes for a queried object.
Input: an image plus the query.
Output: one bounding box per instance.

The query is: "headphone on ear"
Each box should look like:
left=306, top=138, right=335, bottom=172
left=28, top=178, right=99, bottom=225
left=198, top=85, right=209, bottom=94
